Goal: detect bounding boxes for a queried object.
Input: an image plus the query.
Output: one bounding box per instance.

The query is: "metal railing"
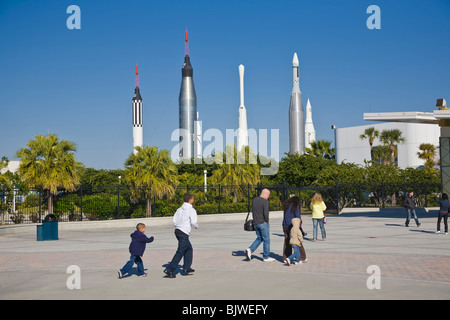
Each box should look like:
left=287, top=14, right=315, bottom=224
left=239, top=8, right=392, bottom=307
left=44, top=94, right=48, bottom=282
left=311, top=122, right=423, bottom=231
left=0, top=182, right=441, bottom=224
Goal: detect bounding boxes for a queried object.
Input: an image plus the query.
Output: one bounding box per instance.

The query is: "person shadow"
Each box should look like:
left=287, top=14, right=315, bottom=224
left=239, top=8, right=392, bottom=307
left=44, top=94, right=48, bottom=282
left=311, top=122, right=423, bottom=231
left=231, top=250, right=284, bottom=262
left=119, top=267, right=148, bottom=278
left=161, top=263, right=193, bottom=277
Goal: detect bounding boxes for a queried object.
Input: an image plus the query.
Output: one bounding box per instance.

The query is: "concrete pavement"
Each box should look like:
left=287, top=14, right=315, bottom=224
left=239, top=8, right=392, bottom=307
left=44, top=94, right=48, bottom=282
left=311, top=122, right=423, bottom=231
left=0, top=208, right=449, bottom=300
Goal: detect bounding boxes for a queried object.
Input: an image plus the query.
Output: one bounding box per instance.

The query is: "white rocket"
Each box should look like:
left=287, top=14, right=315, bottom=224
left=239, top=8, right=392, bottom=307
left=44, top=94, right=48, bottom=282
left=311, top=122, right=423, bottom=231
left=237, top=64, right=249, bottom=151
left=289, top=53, right=305, bottom=155
left=132, top=65, right=143, bottom=154
left=304, top=98, right=316, bottom=149
left=194, top=112, right=202, bottom=159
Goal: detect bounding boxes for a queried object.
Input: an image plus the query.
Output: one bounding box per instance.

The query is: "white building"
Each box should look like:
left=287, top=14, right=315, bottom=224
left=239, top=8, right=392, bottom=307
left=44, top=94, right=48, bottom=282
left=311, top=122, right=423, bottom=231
left=336, top=112, right=440, bottom=169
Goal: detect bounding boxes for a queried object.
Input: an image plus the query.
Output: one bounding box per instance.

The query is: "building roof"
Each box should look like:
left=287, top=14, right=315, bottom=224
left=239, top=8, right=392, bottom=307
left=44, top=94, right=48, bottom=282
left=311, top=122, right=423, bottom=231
left=363, top=112, right=438, bottom=124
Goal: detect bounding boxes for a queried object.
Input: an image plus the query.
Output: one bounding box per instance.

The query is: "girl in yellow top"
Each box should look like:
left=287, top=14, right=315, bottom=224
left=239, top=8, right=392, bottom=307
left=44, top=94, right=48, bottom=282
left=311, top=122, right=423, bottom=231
left=310, top=193, right=327, bottom=241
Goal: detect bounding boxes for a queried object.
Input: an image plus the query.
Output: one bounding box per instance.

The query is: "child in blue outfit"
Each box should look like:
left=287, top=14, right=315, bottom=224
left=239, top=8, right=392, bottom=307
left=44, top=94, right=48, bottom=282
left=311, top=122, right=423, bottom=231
left=118, top=223, right=154, bottom=278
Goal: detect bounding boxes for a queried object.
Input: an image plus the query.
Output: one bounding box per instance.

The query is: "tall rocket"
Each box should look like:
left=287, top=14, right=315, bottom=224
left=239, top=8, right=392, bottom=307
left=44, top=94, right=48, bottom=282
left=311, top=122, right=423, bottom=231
left=304, top=98, right=316, bottom=150
left=179, top=29, right=198, bottom=159
left=237, top=64, right=248, bottom=151
left=132, top=64, right=143, bottom=154
left=289, top=52, right=305, bottom=155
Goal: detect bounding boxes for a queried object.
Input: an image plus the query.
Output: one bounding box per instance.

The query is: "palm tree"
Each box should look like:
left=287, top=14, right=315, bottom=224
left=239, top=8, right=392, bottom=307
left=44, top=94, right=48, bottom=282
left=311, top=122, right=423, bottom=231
left=124, top=146, right=178, bottom=217
left=417, top=143, right=437, bottom=172
left=211, top=144, right=260, bottom=203
left=304, top=139, right=335, bottom=160
left=360, top=127, right=380, bottom=161
left=16, top=134, right=82, bottom=214
left=379, top=129, right=405, bottom=165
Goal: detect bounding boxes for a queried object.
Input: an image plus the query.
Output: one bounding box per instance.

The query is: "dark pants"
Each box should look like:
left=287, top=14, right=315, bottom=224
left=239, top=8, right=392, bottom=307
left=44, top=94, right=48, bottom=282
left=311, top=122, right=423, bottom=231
left=167, top=229, right=193, bottom=272
left=120, top=255, right=145, bottom=276
left=437, top=213, right=448, bottom=232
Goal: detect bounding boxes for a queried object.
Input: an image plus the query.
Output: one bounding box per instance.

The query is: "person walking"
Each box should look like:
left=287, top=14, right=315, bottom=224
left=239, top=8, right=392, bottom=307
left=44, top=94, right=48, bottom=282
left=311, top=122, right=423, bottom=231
left=284, top=218, right=307, bottom=265
left=435, top=193, right=449, bottom=234
left=404, top=191, right=421, bottom=227
left=118, top=223, right=154, bottom=278
left=310, top=193, right=327, bottom=241
left=245, top=189, right=274, bottom=262
left=282, top=196, right=301, bottom=260
left=164, top=193, right=198, bottom=278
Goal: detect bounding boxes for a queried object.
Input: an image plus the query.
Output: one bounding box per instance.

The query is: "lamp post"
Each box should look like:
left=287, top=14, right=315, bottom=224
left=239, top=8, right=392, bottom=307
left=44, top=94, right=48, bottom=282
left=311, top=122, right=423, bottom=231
left=117, top=176, right=121, bottom=218
left=204, top=170, right=207, bottom=193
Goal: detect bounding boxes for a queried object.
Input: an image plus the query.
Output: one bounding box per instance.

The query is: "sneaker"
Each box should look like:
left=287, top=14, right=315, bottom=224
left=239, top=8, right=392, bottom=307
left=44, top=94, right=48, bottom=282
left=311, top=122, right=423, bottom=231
left=263, top=257, right=275, bottom=262
left=164, top=269, right=176, bottom=278
left=436, top=231, right=441, bottom=234
left=138, top=273, right=147, bottom=277
left=183, top=268, right=195, bottom=273
left=293, top=261, right=300, bottom=265
left=417, top=223, right=421, bottom=227
left=285, top=258, right=291, bottom=266
left=245, top=248, right=252, bottom=261
left=118, top=270, right=123, bottom=279
left=300, top=259, right=308, bottom=264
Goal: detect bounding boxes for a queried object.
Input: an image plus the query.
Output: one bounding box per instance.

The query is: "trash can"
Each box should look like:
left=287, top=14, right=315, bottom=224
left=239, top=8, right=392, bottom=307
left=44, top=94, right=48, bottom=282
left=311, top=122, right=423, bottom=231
left=36, top=214, right=59, bottom=241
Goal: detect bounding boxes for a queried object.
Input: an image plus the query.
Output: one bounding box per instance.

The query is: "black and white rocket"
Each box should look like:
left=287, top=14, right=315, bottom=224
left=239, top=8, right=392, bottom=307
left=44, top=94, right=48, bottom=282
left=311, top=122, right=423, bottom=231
left=289, top=52, right=305, bottom=155
left=179, top=29, right=200, bottom=159
left=132, top=65, right=143, bottom=154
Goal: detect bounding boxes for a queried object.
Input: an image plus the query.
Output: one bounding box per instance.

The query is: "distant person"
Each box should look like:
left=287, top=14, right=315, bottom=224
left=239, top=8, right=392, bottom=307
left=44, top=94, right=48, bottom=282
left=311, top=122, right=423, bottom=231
left=404, top=191, right=421, bottom=227
left=284, top=218, right=307, bottom=265
left=245, top=189, right=274, bottom=262
left=282, top=196, right=306, bottom=260
left=310, top=193, right=327, bottom=241
left=164, top=193, right=198, bottom=278
left=435, top=193, right=449, bottom=234
left=118, top=223, right=154, bottom=278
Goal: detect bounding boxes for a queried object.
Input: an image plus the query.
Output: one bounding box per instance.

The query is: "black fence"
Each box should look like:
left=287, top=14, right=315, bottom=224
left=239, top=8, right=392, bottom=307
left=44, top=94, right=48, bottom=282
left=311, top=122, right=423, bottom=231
left=0, top=182, right=442, bottom=224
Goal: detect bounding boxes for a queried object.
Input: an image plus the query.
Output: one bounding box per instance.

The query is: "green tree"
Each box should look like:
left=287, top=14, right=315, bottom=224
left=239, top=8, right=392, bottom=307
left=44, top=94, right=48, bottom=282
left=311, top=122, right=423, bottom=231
left=317, top=162, right=365, bottom=212
left=417, top=143, right=437, bottom=172
left=210, top=144, right=260, bottom=202
left=304, top=139, right=335, bottom=160
left=16, top=134, right=83, bottom=214
left=124, top=146, right=178, bottom=217
left=271, top=153, right=333, bottom=186
left=380, top=129, right=405, bottom=165
left=359, top=127, right=380, bottom=161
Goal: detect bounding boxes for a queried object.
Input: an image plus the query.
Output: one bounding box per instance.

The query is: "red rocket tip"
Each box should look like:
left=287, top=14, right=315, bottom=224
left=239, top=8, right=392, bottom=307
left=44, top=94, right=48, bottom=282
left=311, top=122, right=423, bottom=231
left=185, top=29, right=188, bottom=42
left=135, top=65, right=138, bottom=75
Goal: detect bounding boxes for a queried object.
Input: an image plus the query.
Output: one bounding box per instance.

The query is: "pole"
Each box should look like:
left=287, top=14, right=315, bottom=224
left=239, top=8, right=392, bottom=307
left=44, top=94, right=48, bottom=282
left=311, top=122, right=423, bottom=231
left=204, top=170, right=207, bottom=193
left=117, top=176, right=121, bottom=219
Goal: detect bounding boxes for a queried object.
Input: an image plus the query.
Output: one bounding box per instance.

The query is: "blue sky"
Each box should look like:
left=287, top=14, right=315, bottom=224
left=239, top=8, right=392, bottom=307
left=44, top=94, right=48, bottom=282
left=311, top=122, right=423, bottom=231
left=1, top=0, right=449, bottom=170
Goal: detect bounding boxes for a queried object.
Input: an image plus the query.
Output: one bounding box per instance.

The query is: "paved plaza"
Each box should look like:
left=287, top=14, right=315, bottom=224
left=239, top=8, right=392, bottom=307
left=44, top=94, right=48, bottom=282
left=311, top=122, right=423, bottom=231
left=0, top=208, right=449, bottom=300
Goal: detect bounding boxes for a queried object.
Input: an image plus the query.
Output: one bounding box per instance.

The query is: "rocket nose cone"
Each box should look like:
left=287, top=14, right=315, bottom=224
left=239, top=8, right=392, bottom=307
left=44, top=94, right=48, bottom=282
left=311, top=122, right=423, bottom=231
left=292, top=53, right=299, bottom=67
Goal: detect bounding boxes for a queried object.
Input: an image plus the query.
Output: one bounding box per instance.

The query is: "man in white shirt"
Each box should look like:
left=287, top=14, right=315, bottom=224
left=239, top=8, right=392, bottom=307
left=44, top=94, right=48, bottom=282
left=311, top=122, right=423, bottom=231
left=164, top=193, right=198, bottom=278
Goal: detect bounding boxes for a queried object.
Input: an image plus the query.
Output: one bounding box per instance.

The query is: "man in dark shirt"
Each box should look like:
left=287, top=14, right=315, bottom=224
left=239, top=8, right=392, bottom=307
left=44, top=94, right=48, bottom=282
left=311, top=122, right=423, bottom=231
left=404, top=191, right=421, bottom=227
left=245, top=189, right=274, bottom=262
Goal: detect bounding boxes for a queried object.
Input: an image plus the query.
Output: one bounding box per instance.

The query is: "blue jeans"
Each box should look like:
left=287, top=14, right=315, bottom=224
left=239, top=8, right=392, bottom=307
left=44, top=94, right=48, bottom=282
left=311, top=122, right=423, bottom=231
left=287, top=245, right=300, bottom=263
left=406, top=208, right=419, bottom=225
left=120, top=255, right=145, bottom=276
left=167, top=230, right=193, bottom=272
left=312, top=218, right=326, bottom=239
left=249, top=222, right=270, bottom=259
